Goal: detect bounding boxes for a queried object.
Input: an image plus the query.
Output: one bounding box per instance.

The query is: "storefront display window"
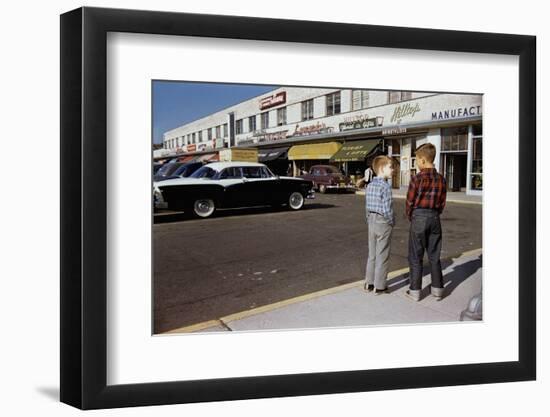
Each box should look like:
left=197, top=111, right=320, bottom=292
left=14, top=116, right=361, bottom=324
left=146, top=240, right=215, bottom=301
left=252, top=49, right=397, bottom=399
left=441, top=127, right=468, bottom=151
left=471, top=124, right=483, bottom=190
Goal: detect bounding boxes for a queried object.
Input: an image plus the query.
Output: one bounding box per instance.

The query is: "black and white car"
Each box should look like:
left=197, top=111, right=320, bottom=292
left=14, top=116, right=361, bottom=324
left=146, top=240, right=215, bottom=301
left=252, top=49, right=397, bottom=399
left=153, top=161, right=314, bottom=218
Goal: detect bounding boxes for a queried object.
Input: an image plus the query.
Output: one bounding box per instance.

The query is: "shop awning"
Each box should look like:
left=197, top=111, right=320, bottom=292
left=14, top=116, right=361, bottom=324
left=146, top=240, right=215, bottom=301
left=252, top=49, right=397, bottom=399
left=330, top=139, right=380, bottom=162
left=258, top=147, right=289, bottom=162
left=288, top=142, right=342, bottom=160
left=179, top=155, right=197, bottom=162
left=196, top=153, right=219, bottom=162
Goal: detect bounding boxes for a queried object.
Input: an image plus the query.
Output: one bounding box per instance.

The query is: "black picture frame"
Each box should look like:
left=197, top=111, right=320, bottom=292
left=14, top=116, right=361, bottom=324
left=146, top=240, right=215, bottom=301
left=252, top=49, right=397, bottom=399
left=60, top=6, right=536, bottom=410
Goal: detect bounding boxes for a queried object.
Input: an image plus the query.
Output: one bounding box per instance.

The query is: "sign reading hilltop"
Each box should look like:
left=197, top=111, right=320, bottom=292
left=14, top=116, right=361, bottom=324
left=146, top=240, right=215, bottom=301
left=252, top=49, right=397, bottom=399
left=390, top=102, right=421, bottom=123
left=259, top=92, right=286, bottom=110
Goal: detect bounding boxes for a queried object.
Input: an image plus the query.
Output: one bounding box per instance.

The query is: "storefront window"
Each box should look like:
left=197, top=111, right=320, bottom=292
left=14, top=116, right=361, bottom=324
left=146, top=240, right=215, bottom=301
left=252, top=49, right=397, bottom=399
left=249, top=116, right=256, bottom=132
left=301, top=99, right=314, bottom=121
left=441, top=127, right=468, bottom=151
left=277, top=107, right=287, bottom=126
left=471, top=125, right=483, bottom=190
left=235, top=119, right=243, bottom=135
left=261, top=112, right=269, bottom=129
left=352, top=90, right=369, bottom=111
left=388, top=91, right=412, bottom=104
left=326, top=92, right=341, bottom=116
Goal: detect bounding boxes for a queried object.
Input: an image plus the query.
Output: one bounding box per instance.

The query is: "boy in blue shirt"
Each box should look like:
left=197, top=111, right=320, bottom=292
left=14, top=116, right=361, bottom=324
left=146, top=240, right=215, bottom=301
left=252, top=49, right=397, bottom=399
left=364, top=156, right=395, bottom=295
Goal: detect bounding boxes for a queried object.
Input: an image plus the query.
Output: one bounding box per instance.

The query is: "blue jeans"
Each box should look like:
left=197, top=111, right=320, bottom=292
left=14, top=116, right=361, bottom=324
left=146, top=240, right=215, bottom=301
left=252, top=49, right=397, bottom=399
left=408, top=209, right=443, bottom=291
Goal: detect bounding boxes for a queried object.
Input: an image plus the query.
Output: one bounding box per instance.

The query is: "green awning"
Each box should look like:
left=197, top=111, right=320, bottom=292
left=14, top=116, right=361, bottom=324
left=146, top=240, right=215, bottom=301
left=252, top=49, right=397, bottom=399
left=330, top=140, right=380, bottom=162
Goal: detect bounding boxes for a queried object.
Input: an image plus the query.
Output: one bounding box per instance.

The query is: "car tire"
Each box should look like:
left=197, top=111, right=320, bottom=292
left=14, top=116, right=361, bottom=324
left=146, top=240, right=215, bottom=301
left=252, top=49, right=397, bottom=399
left=288, top=192, right=305, bottom=210
left=319, top=184, right=327, bottom=194
left=192, top=198, right=216, bottom=218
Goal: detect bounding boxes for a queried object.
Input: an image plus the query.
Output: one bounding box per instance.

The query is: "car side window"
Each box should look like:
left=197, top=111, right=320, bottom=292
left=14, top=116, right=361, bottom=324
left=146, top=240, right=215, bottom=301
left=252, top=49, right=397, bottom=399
left=242, top=166, right=262, bottom=179
left=220, top=167, right=242, bottom=179
left=313, top=168, right=322, bottom=175
left=260, top=167, right=273, bottom=178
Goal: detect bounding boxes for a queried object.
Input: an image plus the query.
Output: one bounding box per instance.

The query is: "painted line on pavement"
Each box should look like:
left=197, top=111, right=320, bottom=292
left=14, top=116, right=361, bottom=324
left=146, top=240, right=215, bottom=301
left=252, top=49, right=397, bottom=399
left=162, top=247, right=482, bottom=334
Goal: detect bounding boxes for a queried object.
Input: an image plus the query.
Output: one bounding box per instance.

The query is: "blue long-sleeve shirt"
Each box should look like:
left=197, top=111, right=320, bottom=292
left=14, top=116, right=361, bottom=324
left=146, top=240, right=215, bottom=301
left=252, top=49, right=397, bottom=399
left=366, top=176, right=394, bottom=225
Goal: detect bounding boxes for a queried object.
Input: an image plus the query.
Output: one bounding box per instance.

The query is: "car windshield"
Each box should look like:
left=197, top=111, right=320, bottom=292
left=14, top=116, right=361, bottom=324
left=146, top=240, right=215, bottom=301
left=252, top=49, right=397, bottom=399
left=172, top=164, right=191, bottom=176
left=190, top=165, right=218, bottom=179
left=325, top=166, right=340, bottom=174
left=156, top=163, right=181, bottom=177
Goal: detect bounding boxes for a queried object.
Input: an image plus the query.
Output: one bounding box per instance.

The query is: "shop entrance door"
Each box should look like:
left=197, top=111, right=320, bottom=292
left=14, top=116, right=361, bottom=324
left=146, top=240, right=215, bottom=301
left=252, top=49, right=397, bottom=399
left=443, top=153, right=467, bottom=192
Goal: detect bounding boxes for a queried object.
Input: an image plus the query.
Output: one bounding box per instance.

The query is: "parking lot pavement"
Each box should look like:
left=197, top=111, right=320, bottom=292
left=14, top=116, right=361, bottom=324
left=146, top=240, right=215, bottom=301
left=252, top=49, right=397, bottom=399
left=154, top=193, right=482, bottom=333
left=166, top=249, right=482, bottom=333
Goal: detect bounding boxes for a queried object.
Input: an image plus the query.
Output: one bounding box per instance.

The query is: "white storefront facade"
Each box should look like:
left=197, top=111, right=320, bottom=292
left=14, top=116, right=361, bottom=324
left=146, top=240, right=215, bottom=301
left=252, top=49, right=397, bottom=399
left=162, top=87, right=482, bottom=195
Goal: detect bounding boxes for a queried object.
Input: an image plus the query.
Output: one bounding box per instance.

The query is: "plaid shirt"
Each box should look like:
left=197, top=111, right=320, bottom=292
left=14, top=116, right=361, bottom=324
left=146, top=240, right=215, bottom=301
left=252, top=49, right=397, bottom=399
left=405, top=168, right=447, bottom=220
left=366, top=176, right=394, bottom=225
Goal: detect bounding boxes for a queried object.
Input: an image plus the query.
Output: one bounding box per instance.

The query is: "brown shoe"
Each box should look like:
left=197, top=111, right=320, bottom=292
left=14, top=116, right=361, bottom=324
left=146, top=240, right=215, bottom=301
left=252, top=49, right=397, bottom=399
left=374, top=287, right=388, bottom=295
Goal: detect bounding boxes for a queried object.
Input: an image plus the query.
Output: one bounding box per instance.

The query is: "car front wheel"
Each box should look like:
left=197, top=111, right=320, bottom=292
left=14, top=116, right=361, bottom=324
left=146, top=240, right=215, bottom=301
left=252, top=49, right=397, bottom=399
left=288, top=192, right=305, bottom=210
left=193, top=198, right=216, bottom=218
left=319, top=184, right=327, bottom=194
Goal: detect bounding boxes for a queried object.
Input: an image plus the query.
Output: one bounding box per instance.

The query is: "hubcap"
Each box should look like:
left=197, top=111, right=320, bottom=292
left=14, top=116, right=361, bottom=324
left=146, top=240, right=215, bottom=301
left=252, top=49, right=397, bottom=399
left=194, top=199, right=214, bottom=217
left=289, top=192, right=304, bottom=209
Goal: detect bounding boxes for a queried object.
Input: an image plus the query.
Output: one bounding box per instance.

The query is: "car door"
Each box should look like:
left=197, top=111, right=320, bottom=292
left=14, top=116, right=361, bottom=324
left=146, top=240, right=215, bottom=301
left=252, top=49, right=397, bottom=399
left=218, top=167, right=247, bottom=208
left=240, top=166, right=268, bottom=206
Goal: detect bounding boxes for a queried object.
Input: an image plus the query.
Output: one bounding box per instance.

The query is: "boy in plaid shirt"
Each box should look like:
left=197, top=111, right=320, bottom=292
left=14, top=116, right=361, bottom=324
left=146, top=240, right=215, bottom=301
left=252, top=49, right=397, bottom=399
left=364, top=156, right=395, bottom=295
left=405, top=143, right=447, bottom=301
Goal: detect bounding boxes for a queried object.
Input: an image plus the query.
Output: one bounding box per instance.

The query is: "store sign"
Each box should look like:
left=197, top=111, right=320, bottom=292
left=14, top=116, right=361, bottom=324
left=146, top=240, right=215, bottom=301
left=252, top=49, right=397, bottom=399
left=390, top=102, right=421, bottom=123
left=382, top=127, right=407, bottom=135
left=292, top=122, right=334, bottom=137
left=259, top=92, right=286, bottom=110
left=187, top=144, right=196, bottom=152
left=219, top=148, right=258, bottom=162
left=197, top=144, right=207, bottom=152
left=339, top=114, right=382, bottom=132
left=252, top=129, right=288, bottom=143
left=432, top=105, right=482, bottom=120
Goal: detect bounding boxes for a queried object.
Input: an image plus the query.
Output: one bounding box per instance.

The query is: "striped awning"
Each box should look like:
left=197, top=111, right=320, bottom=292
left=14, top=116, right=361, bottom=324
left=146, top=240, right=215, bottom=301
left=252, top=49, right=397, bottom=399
left=288, top=142, right=342, bottom=160
left=330, top=140, right=380, bottom=162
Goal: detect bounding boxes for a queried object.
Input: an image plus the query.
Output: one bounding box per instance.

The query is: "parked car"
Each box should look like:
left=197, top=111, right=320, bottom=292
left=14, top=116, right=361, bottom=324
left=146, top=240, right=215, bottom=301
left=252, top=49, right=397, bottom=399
left=156, top=161, right=204, bottom=182
left=153, top=162, right=164, bottom=174
left=153, top=162, right=315, bottom=218
left=298, top=164, right=355, bottom=193
left=153, top=161, right=185, bottom=182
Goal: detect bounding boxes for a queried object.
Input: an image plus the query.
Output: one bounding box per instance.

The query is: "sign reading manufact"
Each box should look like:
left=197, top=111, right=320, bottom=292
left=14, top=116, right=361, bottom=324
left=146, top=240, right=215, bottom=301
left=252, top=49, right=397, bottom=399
left=432, top=105, right=481, bottom=120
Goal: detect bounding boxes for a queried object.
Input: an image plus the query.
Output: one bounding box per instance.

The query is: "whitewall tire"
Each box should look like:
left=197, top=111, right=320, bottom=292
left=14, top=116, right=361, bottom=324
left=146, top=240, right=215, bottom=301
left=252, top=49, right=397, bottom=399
left=288, top=192, right=305, bottom=210
left=193, top=199, right=216, bottom=218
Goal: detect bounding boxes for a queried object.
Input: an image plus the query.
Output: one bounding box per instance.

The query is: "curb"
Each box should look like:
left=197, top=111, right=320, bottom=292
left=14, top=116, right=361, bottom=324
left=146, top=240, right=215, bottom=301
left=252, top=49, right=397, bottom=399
left=162, top=247, right=483, bottom=334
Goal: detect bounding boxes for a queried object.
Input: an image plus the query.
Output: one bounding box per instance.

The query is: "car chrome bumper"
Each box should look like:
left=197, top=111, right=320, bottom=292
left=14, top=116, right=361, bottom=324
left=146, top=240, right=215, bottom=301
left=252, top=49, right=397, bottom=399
left=325, top=184, right=356, bottom=191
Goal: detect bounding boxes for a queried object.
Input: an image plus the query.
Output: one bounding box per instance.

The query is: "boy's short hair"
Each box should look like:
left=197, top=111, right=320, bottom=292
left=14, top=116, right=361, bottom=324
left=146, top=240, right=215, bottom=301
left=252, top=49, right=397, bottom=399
left=415, top=143, right=437, bottom=163
left=372, top=155, right=393, bottom=175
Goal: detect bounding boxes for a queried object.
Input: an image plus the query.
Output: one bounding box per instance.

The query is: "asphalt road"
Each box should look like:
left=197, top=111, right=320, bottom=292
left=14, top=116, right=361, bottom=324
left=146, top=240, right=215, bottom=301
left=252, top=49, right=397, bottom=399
left=153, top=193, right=482, bottom=333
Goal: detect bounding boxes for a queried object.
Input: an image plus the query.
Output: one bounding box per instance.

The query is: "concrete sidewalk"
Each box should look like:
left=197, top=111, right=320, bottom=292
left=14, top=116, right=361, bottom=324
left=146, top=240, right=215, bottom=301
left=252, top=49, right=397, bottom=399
left=355, top=187, right=482, bottom=205
left=186, top=249, right=482, bottom=333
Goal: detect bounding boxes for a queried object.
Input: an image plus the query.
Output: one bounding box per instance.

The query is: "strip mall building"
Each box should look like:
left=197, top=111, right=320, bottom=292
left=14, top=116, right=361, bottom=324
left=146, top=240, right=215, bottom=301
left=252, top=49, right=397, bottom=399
left=160, top=87, right=482, bottom=195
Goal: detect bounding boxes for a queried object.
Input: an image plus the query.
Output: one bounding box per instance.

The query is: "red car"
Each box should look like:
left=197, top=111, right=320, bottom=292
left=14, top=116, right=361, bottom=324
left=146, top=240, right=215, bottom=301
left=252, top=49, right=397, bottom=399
left=299, top=164, right=356, bottom=193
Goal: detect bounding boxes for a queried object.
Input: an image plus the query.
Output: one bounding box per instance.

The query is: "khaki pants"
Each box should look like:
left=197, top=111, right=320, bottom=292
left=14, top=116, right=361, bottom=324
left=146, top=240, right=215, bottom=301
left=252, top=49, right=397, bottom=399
left=365, top=213, right=393, bottom=290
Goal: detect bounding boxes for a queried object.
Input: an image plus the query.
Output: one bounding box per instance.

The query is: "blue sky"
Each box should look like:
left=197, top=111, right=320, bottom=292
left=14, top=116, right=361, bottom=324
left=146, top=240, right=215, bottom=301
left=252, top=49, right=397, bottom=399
left=152, top=81, right=278, bottom=144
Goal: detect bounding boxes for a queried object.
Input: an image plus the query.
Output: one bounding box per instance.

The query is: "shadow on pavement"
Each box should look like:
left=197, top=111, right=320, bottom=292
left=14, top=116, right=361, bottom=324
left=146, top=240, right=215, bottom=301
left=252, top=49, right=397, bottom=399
left=153, top=203, right=336, bottom=224
left=387, top=254, right=482, bottom=299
